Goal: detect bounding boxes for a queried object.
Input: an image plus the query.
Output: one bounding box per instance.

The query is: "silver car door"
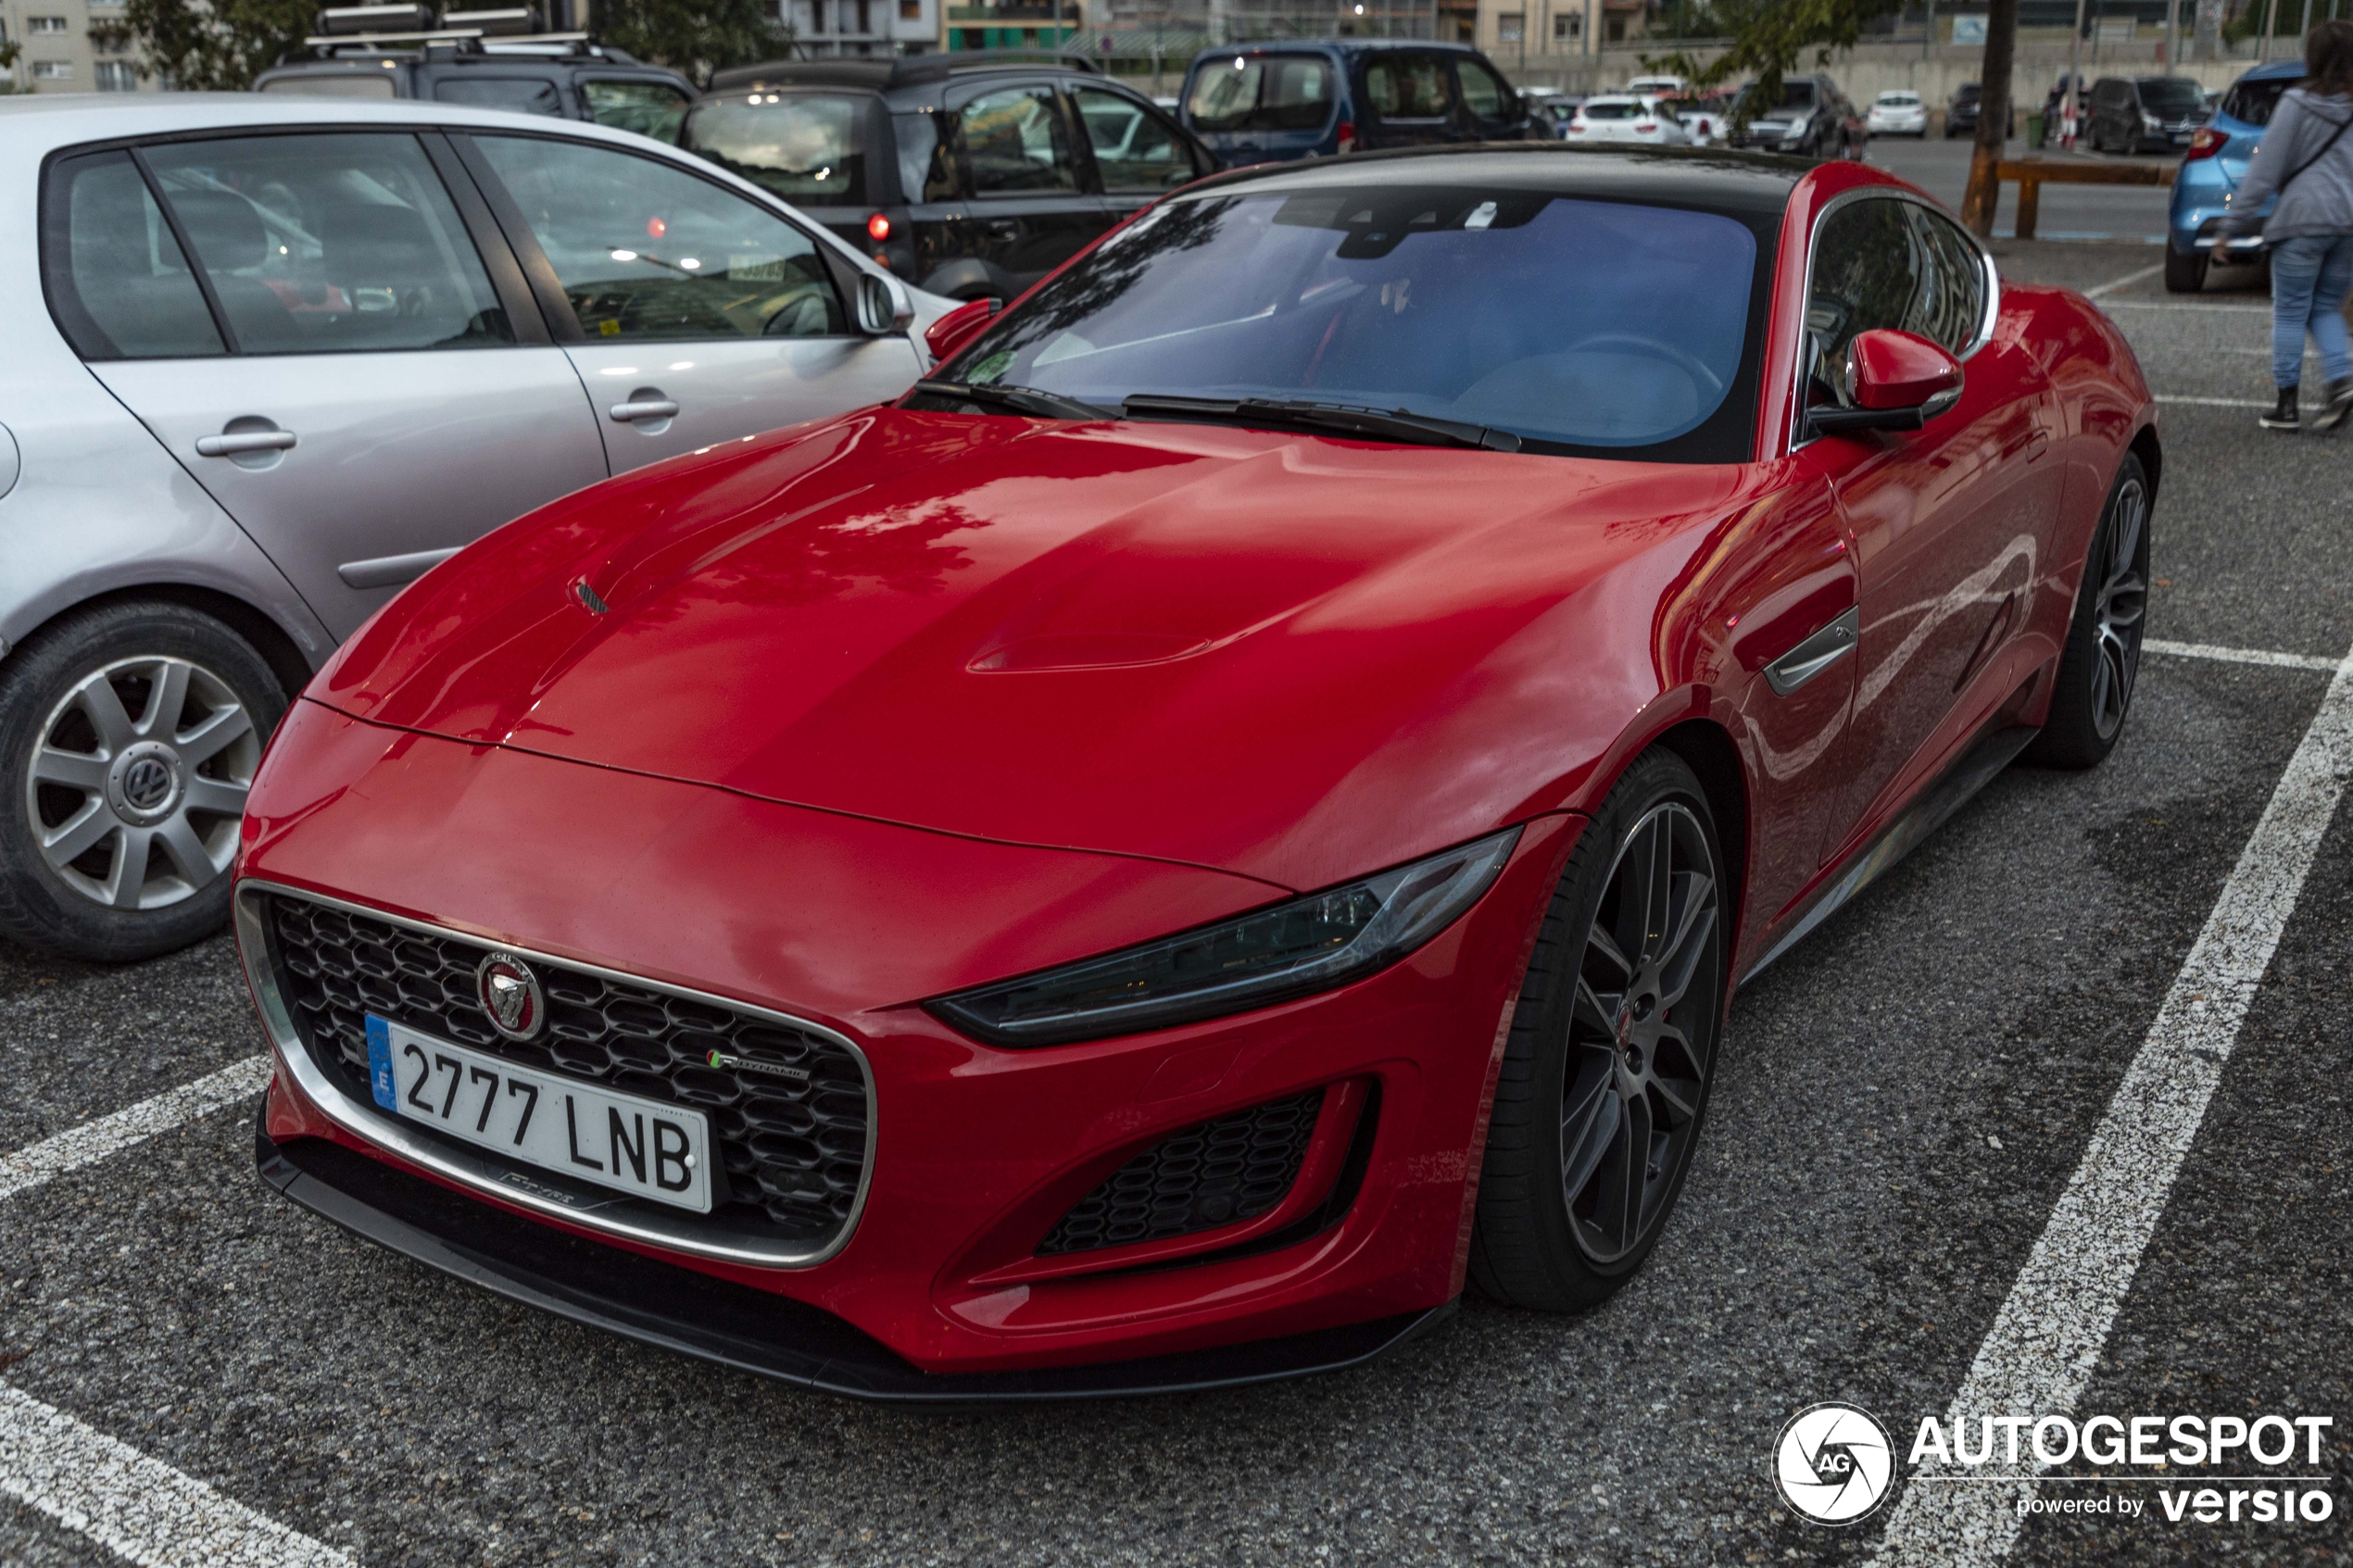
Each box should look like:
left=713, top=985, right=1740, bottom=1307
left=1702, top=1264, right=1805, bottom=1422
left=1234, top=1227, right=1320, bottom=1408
left=65, top=132, right=609, bottom=642
left=461, top=131, right=922, bottom=472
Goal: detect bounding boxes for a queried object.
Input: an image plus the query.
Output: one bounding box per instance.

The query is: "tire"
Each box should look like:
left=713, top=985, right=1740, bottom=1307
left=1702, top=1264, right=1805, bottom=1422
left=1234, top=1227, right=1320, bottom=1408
left=0, top=600, right=287, bottom=961
left=1469, top=748, right=1729, bottom=1312
left=2026, top=455, right=2149, bottom=770
left=2163, top=247, right=2207, bottom=293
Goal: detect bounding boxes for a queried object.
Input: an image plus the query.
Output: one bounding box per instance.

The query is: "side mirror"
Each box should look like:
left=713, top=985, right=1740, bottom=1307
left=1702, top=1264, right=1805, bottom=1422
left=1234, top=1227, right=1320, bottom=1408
left=1809, top=328, right=1964, bottom=435
left=857, top=272, right=916, bottom=336
left=924, top=296, right=1001, bottom=366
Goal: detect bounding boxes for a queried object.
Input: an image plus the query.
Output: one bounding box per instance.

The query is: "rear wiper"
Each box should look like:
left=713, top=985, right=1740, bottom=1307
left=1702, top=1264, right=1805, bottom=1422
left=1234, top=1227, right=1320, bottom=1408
left=1122, top=395, right=1522, bottom=452
left=913, top=380, right=1112, bottom=420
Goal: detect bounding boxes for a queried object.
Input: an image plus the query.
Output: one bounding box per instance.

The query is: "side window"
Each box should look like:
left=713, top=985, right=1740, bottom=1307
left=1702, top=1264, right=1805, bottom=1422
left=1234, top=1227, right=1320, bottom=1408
left=956, top=84, right=1079, bottom=195
left=42, top=150, right=225, bottom=359
left=584, top=81, right=691, bottom=144
left=892, top=110, right=957, bottom=202
left=473, top=134, right=847, bottom=341
left=434, top=76, right=565, bottom=116
left=1906, top=207, right=1987, bottom=356
left=1071, top=87, right=1199, bottom=193
left=1456, top=59, right=1516, bottom=121
left=681, top=93, right=868, bottom=205
left=142, top=132, right=513, bottom=354
left=1364, top=55, right=1453, bottom=119
left=1803, top=197, right=1920, bottom=408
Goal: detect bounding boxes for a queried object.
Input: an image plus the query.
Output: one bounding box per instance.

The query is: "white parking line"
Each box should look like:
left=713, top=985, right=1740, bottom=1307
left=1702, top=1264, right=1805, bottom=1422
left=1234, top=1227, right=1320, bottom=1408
left=2155, top=394, right=2271, bottom=408
left=0, top=1055, right=270, bottom=1204
left=0, top=1382, right=352, bottom=1568
left=1870, top=642, right=2353, bottom=1564
left=2083, top=261, right=2165, bottom=300
left=2101, top=300, right=2271, bottom=313
left=2145, top=638, right=2340, bottom=671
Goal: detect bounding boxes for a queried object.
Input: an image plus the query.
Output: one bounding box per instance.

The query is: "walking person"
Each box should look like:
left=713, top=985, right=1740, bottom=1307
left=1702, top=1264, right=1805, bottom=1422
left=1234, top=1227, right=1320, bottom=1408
left=2232, top=20, right=2353, bottom=432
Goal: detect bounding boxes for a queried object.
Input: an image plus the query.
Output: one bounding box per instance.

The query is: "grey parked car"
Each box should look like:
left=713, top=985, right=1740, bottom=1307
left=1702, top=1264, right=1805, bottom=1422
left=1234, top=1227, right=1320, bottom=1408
left=1, top=94, right=946, bottom=962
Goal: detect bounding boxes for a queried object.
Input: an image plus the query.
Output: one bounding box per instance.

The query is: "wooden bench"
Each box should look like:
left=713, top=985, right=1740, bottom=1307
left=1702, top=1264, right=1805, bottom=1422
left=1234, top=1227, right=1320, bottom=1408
left=1995, top=158, right=2177, bottom=241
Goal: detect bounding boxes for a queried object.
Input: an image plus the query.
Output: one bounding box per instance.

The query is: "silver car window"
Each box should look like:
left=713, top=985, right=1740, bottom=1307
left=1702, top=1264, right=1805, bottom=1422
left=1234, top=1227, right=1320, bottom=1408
left=472, top=133, right=847, bottom=340
left=142, top=133, right=512, bottom=355
left=43, top=150, right=226, bottom=359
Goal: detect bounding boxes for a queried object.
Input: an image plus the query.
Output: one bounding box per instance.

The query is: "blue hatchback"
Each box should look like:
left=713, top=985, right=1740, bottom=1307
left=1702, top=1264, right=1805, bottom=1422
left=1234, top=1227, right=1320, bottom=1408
left=1177, top=40, right=1541, bottom=167
left=2168, top=59, right=2304, bottom=292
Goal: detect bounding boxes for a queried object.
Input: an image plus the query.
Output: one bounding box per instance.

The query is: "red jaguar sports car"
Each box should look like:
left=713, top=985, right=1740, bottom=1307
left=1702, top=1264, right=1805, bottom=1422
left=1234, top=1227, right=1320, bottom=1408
left=236, top=145, right=2155, bottom=1399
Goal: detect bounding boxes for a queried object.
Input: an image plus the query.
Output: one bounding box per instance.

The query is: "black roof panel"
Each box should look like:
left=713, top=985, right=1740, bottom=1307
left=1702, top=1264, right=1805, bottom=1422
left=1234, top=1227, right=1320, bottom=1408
left=1176, top=144, right=1814, bottom=219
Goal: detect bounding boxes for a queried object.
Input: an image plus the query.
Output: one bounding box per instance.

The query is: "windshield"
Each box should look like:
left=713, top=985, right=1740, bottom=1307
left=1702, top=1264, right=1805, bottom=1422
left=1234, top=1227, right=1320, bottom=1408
left=1581, top=100, right=1644, bottom=119
left=1186, top=55, right=1334, bottom=132
left=2137, top=77, right=2206, bottom=110
left=936, top=186, right=1768, bottom=461
left=683, top=94, right=865, bottom=205
left=1743, top=81, right=1816, bottom=114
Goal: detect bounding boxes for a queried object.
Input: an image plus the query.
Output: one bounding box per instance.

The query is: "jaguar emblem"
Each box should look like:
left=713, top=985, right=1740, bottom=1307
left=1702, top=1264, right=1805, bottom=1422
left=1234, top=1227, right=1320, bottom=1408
left=476, top=952, right=544, bottom=1040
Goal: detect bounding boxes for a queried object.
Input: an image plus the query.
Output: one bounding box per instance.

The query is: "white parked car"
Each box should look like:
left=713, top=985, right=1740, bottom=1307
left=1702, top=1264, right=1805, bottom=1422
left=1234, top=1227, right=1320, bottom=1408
left=1866, top=90, right=1930, bottom=138
left=0, top=93, right=948, bottom=960
left=1565, top=94, right=1694, bottom=146
left=1675, top=95, right=1733, bottom=145
left=1625, top=73, right=1688, bottom=98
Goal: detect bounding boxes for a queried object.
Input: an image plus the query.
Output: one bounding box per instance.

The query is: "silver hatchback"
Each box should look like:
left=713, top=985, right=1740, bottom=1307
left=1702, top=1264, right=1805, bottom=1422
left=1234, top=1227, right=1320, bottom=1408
left=0, top=94, right=944, bottom=961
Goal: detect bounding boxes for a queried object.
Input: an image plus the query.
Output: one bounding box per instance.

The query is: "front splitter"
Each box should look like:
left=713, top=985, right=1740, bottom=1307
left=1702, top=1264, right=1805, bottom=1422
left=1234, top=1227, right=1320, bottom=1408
left=257, top=1116, right=1456, bottom=1404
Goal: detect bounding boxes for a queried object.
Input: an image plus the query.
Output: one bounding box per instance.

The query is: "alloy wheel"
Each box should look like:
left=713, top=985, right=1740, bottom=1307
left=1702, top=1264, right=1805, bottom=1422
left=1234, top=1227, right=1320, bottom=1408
left=23, top=655, right=259, bottom=911
left=1559, top=801, right=1721, bottom=1265
left=2090, top=474, right=2148, bottom=741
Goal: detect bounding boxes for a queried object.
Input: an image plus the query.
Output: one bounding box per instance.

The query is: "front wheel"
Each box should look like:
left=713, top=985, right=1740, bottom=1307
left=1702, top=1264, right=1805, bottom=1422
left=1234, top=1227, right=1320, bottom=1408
left=2027, top=455, right=2149, bottom=770
left=0, top=600, right=286, bottom=961
left=1470, top=748, right=1728, bottom=1311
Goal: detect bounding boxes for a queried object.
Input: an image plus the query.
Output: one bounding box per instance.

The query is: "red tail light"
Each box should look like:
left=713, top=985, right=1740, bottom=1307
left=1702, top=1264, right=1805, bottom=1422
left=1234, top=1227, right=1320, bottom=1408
left=1335, top=120, right=1355, bottom=154
left=1567, top=123, right=1585, bottom=133
left=1634, top=122, right=1657, bottom=132
left=2183, top=127, right=2227, bottom=161
left=866, top=212, right=893, bottom=242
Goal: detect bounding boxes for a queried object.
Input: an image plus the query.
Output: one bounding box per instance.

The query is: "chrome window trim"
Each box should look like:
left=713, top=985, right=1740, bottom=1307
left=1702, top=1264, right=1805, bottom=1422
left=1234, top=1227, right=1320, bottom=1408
left=234, top=878, right=878, bottom=1270
left=1786, top=185, right=2001, bottom=455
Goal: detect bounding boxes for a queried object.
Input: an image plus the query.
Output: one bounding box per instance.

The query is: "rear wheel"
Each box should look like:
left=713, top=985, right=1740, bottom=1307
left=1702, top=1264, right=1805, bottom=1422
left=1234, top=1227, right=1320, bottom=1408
left=0, top=601, right=286, bottom=961
left=2027, top=455, right=2149, bottom=770
left=1470, top=749, right=1727, bottom=1311
left=2163, top=247, right=2208, bottom=294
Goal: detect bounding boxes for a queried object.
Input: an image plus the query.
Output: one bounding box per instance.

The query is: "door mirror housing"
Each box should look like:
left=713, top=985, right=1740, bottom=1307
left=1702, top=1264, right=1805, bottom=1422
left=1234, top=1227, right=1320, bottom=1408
left=857, top=272, right=916, bottom=336
left=1809, top=328, right=1964, bottom=435
left=924, top=296, right=1001, bottom=366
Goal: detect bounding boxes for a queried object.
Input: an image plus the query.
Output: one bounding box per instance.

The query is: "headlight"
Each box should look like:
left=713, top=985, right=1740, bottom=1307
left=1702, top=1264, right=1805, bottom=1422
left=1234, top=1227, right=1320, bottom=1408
left=927, top=828, right=1523, bottom=1047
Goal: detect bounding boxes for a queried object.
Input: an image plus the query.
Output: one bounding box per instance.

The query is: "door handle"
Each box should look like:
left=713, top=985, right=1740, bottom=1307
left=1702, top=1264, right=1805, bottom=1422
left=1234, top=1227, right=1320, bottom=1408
left=2026, top=429, right=2051, bottom=461
left=1763, top=607, right=1859, bottom=696
left=608, top=398, right=680, bottom=423
left=986, top=218, right=1020, bottom=239
left=195, top=430, right=297, bottom=457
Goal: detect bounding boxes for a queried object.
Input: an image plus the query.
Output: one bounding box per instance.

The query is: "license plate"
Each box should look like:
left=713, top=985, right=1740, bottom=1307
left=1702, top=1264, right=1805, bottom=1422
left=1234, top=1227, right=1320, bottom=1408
left=2173, top=132, right=2192, bottom=144
left=367, top=1015, right=712, bottom=1213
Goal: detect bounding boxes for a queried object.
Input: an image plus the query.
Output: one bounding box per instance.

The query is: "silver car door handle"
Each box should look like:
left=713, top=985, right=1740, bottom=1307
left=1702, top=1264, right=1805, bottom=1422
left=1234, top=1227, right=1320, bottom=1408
left=609, top=399, right=680, bottom=422
left=1763, top=607, right=1859, bottom=696
left=195, top=431, right=297, bottom=457
left=337, top=546, right=462, bottom=590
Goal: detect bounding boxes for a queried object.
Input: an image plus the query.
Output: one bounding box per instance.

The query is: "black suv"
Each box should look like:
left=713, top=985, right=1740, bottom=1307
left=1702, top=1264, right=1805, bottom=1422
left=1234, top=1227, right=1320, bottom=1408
left=256, top=5, right=694, bottom=143
left=1944, top=82, right=2016, bottom=140
left=2083, top=75, right=2211, bottom=155
left=680, top=52, right=1218, bottom=302
left=1726, top=73, right=1866, bottom=159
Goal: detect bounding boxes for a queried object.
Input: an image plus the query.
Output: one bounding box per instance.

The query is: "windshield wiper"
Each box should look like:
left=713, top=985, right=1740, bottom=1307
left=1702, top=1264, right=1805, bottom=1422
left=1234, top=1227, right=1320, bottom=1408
left=1122, top=395, right=1522, bottom=453
left=913, top=380, right=1113, bottom=420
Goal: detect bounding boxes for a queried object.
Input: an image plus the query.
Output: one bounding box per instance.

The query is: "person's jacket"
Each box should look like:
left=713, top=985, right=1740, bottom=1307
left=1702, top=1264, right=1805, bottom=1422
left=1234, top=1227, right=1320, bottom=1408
left=2227, top=86, right=2353, bottom=240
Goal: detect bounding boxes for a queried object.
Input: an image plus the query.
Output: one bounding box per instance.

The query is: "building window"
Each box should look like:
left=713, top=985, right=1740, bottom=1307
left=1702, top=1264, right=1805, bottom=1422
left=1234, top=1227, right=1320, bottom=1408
left=94, top=60, right=137, bottom=90
left=1498, top=11, right=1523, bottom=41
left=856, top=0, right=871, bottom=31
left=1605, top=14, right=1624, bottom=40
left=29, top=15, right=69, bottom=31
left=1553, top=12, right=1579, bottom=37
left=32, top=60, right=72, bottom=79
left=900, top=0, right=919, bottom=17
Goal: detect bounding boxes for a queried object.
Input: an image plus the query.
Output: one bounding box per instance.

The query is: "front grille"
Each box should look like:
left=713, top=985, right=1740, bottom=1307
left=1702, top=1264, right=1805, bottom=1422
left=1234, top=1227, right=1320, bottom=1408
left=263, top=893, right=869, bottom=1245
left=1037, top=1089, right=1324, bottom=1257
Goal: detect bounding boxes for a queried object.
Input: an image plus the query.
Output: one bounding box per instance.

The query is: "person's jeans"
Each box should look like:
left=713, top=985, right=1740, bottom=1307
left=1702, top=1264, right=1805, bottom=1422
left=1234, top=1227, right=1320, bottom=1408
left=2270, top=232, right=2353, bottom=390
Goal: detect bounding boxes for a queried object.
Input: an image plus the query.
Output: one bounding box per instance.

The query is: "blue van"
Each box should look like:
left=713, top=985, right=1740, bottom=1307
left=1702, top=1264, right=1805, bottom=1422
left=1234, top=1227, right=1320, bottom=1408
left=1178, top=39, right=1541, bottom=166
left=2167, top=58, right=2304, bottom=293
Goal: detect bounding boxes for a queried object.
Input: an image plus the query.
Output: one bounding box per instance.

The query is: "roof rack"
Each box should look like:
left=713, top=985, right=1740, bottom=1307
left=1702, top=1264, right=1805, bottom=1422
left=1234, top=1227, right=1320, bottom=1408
left=298, top=6, right=614, bottom=58
left=707, top=47, right=1103, bottom=94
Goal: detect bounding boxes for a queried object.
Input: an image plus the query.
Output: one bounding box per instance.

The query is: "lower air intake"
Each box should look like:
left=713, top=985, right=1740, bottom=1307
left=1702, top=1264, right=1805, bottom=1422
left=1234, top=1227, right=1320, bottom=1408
left=1037, top=1088, right=1324, bottom=1256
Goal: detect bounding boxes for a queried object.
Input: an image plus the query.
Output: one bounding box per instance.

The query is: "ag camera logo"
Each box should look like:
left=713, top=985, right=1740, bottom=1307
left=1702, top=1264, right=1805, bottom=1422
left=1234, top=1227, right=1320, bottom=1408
left=1776, top=1403, right=1896, bottom=1525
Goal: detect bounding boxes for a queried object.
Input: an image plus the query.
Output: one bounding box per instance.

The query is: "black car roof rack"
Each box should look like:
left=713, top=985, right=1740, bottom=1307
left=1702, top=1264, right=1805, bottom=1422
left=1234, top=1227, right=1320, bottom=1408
left=707, top=48, right=1104, bottom=94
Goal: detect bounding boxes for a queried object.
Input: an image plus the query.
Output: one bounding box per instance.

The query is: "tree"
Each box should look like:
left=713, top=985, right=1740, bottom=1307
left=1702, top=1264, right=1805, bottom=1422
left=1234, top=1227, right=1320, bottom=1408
left=101, top=0, right=314, bottom=90
left=1645, top=0, right=2019, bottom=236
left=589, top=0, right=789, bottom=81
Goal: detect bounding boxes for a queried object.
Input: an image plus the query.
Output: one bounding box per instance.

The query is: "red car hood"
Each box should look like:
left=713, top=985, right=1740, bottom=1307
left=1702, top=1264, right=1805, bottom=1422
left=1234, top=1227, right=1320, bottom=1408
left=316, top=408, right=1743, bottom=891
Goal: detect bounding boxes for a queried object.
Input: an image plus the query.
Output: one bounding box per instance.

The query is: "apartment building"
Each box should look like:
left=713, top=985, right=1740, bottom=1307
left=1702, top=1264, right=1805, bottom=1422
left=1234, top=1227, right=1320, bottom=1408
left=782, top=0, right=939, bottom=56
left=2, top=0, right=158, bottom=91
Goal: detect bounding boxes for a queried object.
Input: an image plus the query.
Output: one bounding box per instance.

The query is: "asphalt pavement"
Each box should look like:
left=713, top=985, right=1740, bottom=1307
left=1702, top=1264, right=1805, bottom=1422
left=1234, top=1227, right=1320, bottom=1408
left=5, top=240, right=2350, bottom=1567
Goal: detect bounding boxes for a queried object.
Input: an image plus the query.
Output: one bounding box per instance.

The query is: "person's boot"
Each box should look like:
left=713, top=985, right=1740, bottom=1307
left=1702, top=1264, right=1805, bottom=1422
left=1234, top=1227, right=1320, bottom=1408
left=2313, top=378, right=2353, bottom=433
left=2260, top=385, right=2300, bottom=432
